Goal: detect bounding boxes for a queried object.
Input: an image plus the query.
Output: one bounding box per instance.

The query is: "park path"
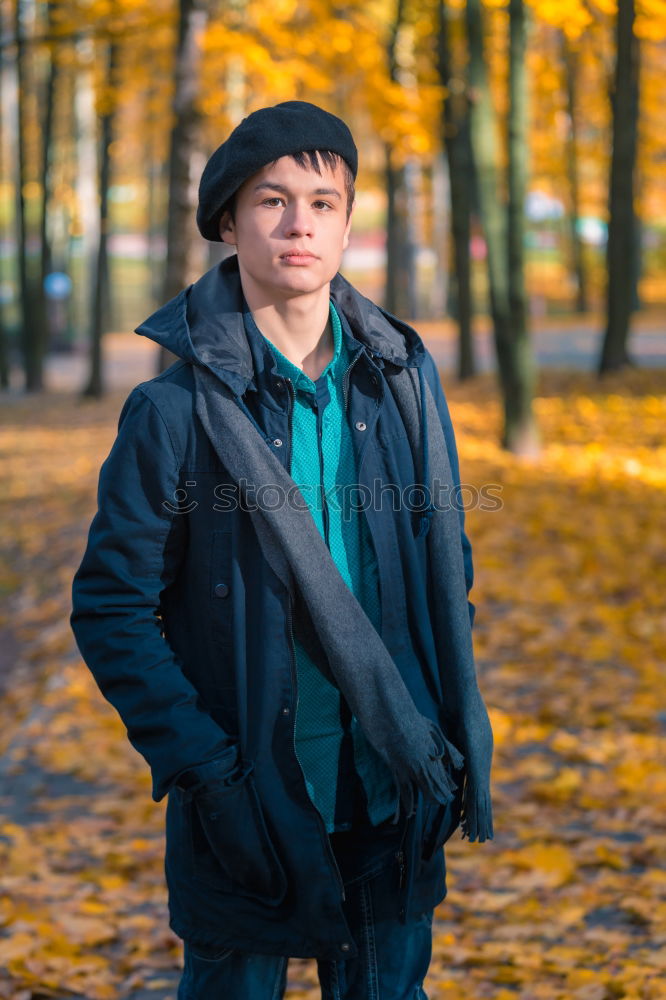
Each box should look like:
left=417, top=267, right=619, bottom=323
left=4, top=310, right=665, bottom=397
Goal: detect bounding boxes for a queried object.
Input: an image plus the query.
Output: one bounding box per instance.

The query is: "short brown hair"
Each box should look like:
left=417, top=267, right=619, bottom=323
left=225, top=149, right=355, bottom=224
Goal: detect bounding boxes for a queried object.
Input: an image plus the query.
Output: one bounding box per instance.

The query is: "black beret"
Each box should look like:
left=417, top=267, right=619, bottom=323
left=196, top=100, right=358, bottom=242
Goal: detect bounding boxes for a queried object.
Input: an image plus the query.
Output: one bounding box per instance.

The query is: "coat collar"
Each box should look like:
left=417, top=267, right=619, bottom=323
left=135, top=254, right=426, bottom=395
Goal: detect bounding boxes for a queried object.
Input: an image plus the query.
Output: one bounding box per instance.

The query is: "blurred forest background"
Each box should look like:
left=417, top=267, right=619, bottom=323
left=1, top=2, right=665, bottom=999
left=1, top=0, right=665, bottom=448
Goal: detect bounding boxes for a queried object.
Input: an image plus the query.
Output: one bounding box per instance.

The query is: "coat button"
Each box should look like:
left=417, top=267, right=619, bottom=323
left=355, top=421, right=367, bottom=432
left=341, top=942, right=351, bottom=952
left=275, top=378, right=286, bottom=392
left=273, top=438, right=283, bottom=447
left=214, top=583, right=229, bottom=598
left=370, top=374, right=378, bottom=386
left=281, top=706, right=291, bottom=716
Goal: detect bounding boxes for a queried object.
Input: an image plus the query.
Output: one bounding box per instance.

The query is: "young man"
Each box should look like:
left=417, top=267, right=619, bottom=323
left=70, top=101, right=493, bottom=1000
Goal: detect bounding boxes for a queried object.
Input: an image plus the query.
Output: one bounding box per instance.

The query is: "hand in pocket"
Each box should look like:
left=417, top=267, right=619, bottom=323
left=193, top=763, right=287, bottom=904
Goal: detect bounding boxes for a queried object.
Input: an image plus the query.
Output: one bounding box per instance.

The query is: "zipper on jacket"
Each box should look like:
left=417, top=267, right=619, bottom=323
left=286, top=594, right=346, bottom=904
left=341, top=349, right=364, bottom=412
left=285, top=377, right=295, bottom=470
left=396, top=849, right=406, bottom=890
left=395, top=812, right=410, bottom=911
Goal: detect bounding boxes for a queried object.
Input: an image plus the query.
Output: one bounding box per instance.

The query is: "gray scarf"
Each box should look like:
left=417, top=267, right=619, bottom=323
left=193, top=362, right=493, bottom=842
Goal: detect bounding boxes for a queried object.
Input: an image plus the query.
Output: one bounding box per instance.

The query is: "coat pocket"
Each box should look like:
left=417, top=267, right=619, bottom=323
left=421, top=780, right=464, bottom=861
left=191, top=764, right=288, bottom=906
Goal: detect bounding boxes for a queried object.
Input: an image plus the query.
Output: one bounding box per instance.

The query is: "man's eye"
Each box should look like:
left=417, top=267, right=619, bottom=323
left=313, top=201, right=332, bottom=211
left=263, top=197, right=284, bottom=207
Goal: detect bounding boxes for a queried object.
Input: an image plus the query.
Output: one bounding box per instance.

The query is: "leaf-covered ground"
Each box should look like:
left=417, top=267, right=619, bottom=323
left=0, top=367, right=664, bottom=1000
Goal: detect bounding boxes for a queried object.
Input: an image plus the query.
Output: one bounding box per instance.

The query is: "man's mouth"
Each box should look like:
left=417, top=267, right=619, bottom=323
left=280, top=250, right=317, bottom=262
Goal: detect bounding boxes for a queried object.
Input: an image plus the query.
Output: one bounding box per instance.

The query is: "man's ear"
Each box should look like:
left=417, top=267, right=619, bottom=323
left=219, top=210, right=236, bottom=245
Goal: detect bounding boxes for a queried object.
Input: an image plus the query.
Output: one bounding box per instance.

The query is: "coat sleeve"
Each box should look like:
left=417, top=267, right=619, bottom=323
left=420, top=351, right=476, bottom=629
left=70, top=386, right=235, bottom=801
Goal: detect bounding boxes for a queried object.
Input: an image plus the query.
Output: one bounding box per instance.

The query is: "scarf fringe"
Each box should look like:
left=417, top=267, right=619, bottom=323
left=429, top=723, right=465, bottom=771
left=460, top=785, right=494, bottom=843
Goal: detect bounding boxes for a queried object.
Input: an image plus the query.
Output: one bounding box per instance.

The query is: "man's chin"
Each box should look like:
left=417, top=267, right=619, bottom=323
left=272, top=269, right=337, bottom=298
left=239, top=259, right=341, bottom=302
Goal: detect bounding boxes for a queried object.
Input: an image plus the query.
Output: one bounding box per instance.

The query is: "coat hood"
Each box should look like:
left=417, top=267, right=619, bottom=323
left=134, top=255, right=427, bottom=394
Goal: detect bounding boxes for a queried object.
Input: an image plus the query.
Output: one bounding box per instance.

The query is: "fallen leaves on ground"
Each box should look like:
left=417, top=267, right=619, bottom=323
left=0, top=366, right=664, bottom=999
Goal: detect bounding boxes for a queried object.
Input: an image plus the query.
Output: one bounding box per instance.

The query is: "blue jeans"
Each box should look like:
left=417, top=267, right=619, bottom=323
left=177, top=854, right=433, bottom=1000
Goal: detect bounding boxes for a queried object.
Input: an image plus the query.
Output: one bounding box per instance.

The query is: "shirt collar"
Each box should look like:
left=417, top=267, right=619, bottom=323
left=249, top=300, right=345, bottom=394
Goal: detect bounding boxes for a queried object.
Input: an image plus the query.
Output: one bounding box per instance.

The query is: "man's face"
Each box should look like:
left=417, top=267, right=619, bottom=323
left=219, top=155, right=353, bottom=302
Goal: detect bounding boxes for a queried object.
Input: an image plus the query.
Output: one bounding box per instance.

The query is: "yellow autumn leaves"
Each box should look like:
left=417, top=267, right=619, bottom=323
left=0, top=363, right=665, bottom=998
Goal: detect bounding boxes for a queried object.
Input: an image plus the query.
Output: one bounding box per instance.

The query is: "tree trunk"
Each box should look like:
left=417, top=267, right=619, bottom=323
left=39, top=1, right=57, bottom=294
left=466, top=0, right=538, bottom=453
left=0, top=11, right=9, bottom=389
left=599, top=0, right=640, bottom=374
left=631, top=211, right=642, bottom=311
left=159, top=0, right=208, bottom=373
left=55, top=59, right=78, bottom=348
left=82, top=40, right=117, bottom=399
left=506, top=0, right=538, bottom=454
left=437, top=0, right=475, bottom=379
left=147, top=102, right=166, bottom=308
left=562, top=35, right=588, bottom=313
left=383, top=0, right=416, bottom=318
left=74, top=45, right=99, bottom=353
left=148, top=156, right=165, bottom=306
left=141, top=42, right=167, bottom=307
left=430, top=152, right=450, bottom=320
left=403, top=160, right=420, bottom=319
left=15, top=0, right=49, bottom=391
left=384, top=145, right=411, bottom=316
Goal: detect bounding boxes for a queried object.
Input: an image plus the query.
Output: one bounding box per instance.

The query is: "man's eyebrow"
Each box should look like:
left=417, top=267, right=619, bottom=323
left=253, top=182, right=342, bottom=200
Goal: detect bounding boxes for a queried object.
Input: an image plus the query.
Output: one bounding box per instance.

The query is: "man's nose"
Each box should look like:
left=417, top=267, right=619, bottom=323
left=283, top=201, right=314, bottom=237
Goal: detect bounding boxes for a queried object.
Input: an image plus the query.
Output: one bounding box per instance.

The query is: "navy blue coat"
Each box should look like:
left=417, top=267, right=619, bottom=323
left=70, top=257, right=476, bottom=960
